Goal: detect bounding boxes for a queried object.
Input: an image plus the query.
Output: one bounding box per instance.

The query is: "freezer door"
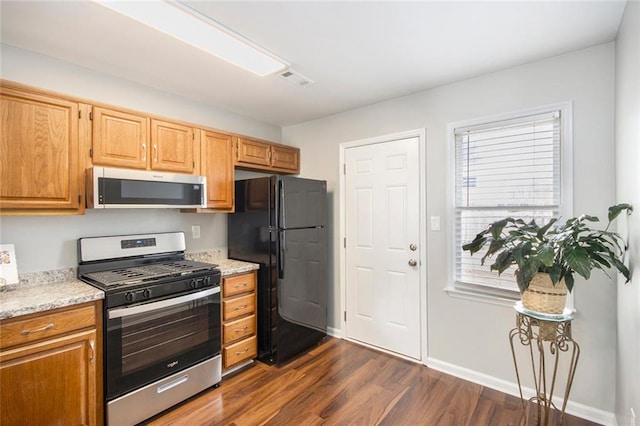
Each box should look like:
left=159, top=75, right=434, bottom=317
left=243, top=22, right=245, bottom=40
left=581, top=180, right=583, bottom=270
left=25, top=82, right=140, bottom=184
left=277, top=176, right=327, bottom=229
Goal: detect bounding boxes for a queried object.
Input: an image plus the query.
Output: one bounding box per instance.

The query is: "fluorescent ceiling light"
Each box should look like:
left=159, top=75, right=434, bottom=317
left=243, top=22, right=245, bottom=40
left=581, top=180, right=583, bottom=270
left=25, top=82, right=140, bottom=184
left=93, top=0, right=289, bottom=76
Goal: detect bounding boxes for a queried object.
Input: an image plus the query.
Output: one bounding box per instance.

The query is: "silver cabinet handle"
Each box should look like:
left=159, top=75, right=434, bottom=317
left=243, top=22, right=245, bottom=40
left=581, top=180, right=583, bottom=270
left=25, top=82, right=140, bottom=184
left=89, top=340, right=95, bottom=363
left=142, top=143, right=146, bottom=161
left=408, top=259, right=417, bottom=267
left=153, top=144, right=158, bottom=162
left=20, top=323, right=54, bottom=335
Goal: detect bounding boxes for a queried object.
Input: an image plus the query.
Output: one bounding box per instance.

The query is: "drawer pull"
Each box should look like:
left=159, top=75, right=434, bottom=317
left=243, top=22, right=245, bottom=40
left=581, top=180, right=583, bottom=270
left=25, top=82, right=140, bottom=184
left=20, top=323, right=54, bottom=335
left=234, top=305, right=248, bottom=310
left=235, top=348, right=249, bottom=355
left=234, top=283, right=247, bottom=289
left=234, top=326, right=249, bottom=332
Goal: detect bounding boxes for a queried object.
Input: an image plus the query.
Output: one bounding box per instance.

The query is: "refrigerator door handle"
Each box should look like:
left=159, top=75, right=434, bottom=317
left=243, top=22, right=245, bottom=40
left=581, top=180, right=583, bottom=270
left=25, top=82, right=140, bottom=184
left=279, top=179, right=286, bottom=229
left=278, top=230, right=285, bottom=279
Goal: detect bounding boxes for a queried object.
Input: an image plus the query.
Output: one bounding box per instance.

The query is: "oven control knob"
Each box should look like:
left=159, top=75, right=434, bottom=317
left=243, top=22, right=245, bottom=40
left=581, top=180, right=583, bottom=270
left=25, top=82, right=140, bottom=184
left=190, top=278, right=198, bottom=289
left=204, top=276, right=211, bottom=286
left=142, top=288, right=151, bottom=299
left=125, top=292, right=135, bottom=303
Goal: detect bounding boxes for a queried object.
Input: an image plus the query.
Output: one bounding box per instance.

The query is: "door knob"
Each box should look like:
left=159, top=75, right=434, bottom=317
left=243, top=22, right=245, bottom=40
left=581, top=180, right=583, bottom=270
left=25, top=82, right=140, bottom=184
left=408, top=259, right=417, bottom=267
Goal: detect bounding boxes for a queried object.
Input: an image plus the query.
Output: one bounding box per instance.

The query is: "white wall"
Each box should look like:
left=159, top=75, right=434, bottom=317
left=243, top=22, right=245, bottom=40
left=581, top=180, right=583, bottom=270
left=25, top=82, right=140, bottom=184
left=284, top=43, right=618, bottom=419
left=0, top=45, right=282, bottom=273
left=615, top=1, right=640, bottom=425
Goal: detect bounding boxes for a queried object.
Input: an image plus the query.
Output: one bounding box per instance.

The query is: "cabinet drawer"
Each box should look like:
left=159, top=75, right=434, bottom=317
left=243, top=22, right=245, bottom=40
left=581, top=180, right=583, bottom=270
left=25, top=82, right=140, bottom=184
left=223, top=335, right=257, bottom=368
left=223, top=314, right=256, bottom=344
left=222, top=294, right=255, bottom=321
left=0, top=304, right=96, bottom=350
left=223, top=273, right=256, bottom=298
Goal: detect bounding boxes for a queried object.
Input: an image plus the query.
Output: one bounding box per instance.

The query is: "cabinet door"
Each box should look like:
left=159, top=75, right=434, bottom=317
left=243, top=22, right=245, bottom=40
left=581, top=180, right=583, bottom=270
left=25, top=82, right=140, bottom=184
left=271, top=144, right=300, bottom=173
left=92, top=106, right=148, bottom=169
left=236, top=137, right=271, bottom=167
left=0, top=330, right=98, bottom=426
left=201, top=130, right=234, bottom=210
left=0, top=87, right=83, bottom=212
left=151, top=119, right=195, bottom=173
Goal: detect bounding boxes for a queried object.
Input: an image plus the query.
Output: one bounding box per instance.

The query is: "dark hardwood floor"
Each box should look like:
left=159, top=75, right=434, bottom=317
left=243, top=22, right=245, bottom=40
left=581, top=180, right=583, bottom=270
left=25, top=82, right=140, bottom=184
left=144, top=337, right=600, bottom=426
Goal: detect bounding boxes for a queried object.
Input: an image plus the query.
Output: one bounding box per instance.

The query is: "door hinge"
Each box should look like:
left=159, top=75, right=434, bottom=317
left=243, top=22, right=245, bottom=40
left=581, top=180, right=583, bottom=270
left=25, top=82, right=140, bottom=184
left=343, top=163, right=346, bottom=174
left=343, top=237, right=346, bottom=248
left=89, top=148, right=93, bottom=158
left=89, top=111, right=93, bottom=120
left=235, top=141, right=239, bottom=159
left=344, top=311, right=347, bottom=322
left=78, top=110, right=81, bottom=119
left=78, top=194, right=82, bottom=204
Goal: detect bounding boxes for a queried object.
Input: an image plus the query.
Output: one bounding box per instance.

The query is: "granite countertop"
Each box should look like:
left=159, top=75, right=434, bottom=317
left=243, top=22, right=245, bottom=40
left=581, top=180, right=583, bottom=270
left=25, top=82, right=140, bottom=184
left=0, top=253, right=259, bottom=321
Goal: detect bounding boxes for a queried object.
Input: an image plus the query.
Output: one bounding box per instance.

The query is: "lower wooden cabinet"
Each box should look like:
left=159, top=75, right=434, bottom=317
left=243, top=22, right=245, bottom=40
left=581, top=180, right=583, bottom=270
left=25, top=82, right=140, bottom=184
left=0, top=301, right=102, bottom=426
left=221, top=271, right=257, bottom=371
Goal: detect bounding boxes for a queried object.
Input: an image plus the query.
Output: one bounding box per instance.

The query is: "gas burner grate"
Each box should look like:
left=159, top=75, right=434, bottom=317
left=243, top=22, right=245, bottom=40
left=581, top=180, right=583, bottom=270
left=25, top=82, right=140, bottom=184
left=82, top=260, right=217, bottom=286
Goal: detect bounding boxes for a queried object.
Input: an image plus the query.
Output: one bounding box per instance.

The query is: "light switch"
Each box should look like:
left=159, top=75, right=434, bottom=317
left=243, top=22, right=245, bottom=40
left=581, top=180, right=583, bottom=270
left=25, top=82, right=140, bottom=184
left=430, top=216, right=441, bottom=231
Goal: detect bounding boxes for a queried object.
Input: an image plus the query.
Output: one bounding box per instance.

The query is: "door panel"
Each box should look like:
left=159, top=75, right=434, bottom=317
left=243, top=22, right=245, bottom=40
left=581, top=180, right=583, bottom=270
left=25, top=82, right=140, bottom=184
left=278, top=177, right=327, bottom=229
left=345, top=136, right=421, bottom=359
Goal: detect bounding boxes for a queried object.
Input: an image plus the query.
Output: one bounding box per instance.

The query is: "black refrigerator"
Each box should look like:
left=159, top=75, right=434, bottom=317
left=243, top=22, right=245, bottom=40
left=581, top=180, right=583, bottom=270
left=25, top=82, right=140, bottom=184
left=228, top=176, right=328, bottom=365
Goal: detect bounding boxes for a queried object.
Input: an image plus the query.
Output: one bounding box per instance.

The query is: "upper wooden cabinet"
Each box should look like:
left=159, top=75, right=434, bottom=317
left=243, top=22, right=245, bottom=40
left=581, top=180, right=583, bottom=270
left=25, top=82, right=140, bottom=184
left=91, top=106, right=195, bottom=173
left=198, top=130, right=234, bottom=212
left=151, top=119, right=195, bottom=173
left=91, top=106, right=148, bottom=169
left=0, top=83, right=87, bottom=215
left=235, top=137, right=299, bottom=174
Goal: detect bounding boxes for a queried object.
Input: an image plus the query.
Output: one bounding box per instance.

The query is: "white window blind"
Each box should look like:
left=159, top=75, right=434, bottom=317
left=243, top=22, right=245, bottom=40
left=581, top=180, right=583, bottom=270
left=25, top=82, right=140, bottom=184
left=454, top=110, right=562, bottom=293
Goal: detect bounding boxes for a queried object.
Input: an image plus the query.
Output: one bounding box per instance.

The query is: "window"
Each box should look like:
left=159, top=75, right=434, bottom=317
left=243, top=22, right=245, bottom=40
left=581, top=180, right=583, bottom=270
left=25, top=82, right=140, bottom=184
left=451, top=104, right=572, bottom=300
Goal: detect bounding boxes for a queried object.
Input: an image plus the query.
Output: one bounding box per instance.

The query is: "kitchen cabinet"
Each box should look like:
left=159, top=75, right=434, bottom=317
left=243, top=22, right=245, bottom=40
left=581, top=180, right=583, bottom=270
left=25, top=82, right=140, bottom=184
left=221, top=271, right=257, bottom=371
left=186, top=129, right=234, bottom=212
left=235, top=136, right=300, bottom=174
left=150, top=118, right=195, bottom=173
left=0, top=81, right=89, bottom=215
left=0, top=301, right=102, bottom=426
left=91, top=106, right=195, bottom=173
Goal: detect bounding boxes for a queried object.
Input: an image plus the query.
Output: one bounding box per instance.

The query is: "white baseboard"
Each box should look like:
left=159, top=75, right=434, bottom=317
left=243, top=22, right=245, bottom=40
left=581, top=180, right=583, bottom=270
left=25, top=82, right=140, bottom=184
left=426, top=357, right=617, bottom=426
left=327, top=326, right=342, bottom=338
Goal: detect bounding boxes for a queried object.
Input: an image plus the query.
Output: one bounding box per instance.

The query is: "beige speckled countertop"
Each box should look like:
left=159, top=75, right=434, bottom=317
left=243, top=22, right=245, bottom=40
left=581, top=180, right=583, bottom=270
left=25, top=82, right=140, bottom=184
left=0, top=253, right=259, bottom=321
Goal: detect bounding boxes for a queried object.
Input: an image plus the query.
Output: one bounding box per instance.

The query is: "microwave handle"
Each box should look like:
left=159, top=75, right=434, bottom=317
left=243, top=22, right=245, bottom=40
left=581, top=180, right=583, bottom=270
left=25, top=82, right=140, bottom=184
left=108, top=287, right=219, bottom=319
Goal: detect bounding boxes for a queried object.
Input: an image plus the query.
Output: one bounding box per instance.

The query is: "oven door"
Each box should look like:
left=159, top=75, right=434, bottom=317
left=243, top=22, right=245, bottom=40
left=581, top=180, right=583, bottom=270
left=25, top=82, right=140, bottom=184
left=105, top=287, right=221, bottom=400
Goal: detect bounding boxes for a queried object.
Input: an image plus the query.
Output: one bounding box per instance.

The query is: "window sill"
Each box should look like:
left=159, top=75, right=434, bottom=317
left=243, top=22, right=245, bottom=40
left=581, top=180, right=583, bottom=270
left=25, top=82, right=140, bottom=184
left=444, top=285, right=520, bottom=308
left=444, top=285, right=576, bottom=312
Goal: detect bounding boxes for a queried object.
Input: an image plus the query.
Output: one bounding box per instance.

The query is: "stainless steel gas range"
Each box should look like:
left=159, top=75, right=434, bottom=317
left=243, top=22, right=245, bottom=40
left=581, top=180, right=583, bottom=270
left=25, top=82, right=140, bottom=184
left=77, top=232, right=222, bottom=426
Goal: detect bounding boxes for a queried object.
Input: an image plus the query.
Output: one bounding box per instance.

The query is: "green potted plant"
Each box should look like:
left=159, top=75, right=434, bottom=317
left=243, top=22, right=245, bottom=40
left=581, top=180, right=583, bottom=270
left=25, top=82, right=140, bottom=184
left=462, top=204, right=633, bottom=314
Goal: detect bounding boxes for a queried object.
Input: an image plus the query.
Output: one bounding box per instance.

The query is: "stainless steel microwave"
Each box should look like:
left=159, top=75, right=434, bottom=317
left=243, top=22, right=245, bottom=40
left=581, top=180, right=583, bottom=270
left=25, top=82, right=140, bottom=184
left=87, top=167, right=207, bottom=209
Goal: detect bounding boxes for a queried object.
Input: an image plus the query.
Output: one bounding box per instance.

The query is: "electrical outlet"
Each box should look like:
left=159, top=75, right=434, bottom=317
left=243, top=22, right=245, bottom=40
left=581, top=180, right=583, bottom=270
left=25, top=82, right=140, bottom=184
left=631, top=408, right=636, bottom=426
left=430, top=216, right=441, bottom=231
left=191, top=225, right=200, bottom=239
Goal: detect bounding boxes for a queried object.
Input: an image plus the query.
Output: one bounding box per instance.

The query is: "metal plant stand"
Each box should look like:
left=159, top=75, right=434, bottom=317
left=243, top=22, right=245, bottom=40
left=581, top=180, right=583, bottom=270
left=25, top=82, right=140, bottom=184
left=509, top=304, right=580, bottom=425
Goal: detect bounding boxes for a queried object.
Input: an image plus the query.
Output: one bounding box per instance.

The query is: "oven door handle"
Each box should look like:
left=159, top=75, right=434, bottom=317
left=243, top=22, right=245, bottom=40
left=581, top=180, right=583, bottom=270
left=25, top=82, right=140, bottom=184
left=108, top=287, right=220, bottom=319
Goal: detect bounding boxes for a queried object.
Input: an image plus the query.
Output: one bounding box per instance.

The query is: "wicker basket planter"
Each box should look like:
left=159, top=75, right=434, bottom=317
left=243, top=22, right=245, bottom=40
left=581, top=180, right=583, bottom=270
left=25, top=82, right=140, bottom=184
left=521, top=272, right=567, bottom=315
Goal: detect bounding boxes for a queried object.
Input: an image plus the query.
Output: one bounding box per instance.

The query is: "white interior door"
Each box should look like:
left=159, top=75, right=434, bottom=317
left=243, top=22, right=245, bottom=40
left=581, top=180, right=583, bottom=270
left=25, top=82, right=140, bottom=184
left=344, top=136, right=421, bottom=360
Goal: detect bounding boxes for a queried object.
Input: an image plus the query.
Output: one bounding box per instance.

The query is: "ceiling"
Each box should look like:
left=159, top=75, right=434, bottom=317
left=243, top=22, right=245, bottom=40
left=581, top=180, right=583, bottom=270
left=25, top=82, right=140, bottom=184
left=0, top=1, right=627, bottom=127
